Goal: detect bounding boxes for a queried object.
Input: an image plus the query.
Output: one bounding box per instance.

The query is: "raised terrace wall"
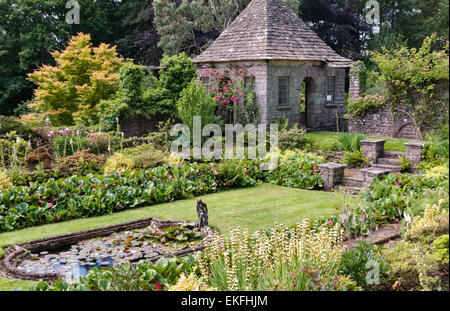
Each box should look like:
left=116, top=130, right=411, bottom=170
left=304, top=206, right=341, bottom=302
left=348, top=107, right=422, bottom=140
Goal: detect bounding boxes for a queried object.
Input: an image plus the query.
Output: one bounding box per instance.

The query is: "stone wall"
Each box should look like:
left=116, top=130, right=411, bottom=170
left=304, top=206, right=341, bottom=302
left=266, top=60, right=346, bottom=131
left=121, top=114, right=171, bottom=138
left=196, top=60, right=346, bottom=131
left=348, top=107, right=422, bottom=139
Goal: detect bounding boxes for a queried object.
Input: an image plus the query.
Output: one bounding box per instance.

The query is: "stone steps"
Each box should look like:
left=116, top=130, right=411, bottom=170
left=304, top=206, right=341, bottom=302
left=377, top=157, right=401, bottom=166
left=371, top=163, right=402, bottom=173
left=383, top=150, right=405, bottom=159
left=341, top=176, right=364, bottom=188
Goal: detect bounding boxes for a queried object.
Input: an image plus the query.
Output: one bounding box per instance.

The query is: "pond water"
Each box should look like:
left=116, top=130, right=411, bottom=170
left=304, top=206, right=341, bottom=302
left=17, top=223, right=204, bottom=279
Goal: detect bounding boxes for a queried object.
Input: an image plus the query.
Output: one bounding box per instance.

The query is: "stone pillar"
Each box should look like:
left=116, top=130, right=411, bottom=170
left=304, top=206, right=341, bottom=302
left=361, top=139, right=386, bottom=165
left=349, top=62, right=362, bottom=101
left=360, top=168, right=392, bottom=186
left=404, top=142, right=425, bottom=168
left=318, top=162, right=347, bottom=191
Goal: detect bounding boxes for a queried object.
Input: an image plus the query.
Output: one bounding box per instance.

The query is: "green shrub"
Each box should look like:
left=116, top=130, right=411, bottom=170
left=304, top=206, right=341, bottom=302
left=0, top=169, right=12, bottom=191
left=145, top=119, right=175, bottom=152
left=98, top=63, right=153, bottom=131
left=0, top=133, right=32, bottom=167
left=424, top=164, right=449, bottom=180
left=354, top=174, right=447, bottom=236
left=422, top=126, right=449, bottom=164
left=336, top=133, right=367, bottom=152
left=56, top=150, right=105, bottom=175
left=339, top=241, right=389, bottom=290
left=176, top=79, right=222, bottom=134
left=142, top=53, right=197, bottom=118
left=0, top=116, right=33, bottom=135
left=433, top=235, right=449, bottom=263
left=263, top=151, right=325, bottom=189
left=278, top=126, right=307, bottom=151
left=348, top=94, right=386, bottom=119
left=122, top=144, right=167, bottom=170
left=30, top=256, right=197, bottom=291
left=341, top=150, right=364, bottom=168
left=23, top=146, right=53, bottom=169
left=397, top=154, right=412, bottom=173
left=104, top=152, right=135, bottom=174
left=384, top=231, right=449, bottom=290
left=405, top=201, right=449, bottom=243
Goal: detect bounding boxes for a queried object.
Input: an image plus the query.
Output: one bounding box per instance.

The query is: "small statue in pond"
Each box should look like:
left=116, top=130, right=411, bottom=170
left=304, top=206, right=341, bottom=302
left=196, top=198, right=208, bottom=228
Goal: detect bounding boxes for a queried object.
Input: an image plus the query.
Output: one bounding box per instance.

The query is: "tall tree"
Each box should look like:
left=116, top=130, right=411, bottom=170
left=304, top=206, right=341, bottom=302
left=154, top=0, right=250, bottom=56
left=298, top=0, right=370, bottom=59
left=0, top=0, right=71, bottom=115
left=0, top=0, right=154, bottom=116
left=28, top=33, right=125, bottom=126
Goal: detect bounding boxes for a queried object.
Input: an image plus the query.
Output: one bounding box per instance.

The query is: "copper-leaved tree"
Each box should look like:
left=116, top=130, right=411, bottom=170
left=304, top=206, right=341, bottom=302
left=27, top=33, right=125, bottom=126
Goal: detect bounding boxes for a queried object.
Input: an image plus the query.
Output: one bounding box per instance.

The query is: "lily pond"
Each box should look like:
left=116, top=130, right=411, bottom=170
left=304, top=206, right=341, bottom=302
left=16, top=223, right=204, bottom=280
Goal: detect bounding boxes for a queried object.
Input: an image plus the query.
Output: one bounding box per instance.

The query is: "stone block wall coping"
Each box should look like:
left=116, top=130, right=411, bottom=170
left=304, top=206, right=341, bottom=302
left=404, top=141, right=425, bottom=148
left=361, top=139, right=387, bottom=145
left=360, top=168, right=392, bottom=175
left=318, top=163, right=348, bottom=170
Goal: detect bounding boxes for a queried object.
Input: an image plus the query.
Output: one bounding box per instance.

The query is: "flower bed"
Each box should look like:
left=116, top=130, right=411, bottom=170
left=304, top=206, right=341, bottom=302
left=0, top=152, right=325, bottom=232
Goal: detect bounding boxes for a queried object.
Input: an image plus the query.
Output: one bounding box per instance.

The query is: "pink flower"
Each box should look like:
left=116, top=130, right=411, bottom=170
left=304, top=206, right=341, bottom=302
left=239, top=93, right=244, bottom=97
left=223, top=87, right=228, bottom=90
left=328, top=220, right=333, bottom=226
left=47, top=203, right=53, bottom=208
left=152, top=281, right=162, bottom=291
left=213, top=170, right=218, bottom=176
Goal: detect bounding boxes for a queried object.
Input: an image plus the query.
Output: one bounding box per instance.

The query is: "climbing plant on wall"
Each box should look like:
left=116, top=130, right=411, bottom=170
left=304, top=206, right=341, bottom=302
left=370, top=34, right=449, bottom=135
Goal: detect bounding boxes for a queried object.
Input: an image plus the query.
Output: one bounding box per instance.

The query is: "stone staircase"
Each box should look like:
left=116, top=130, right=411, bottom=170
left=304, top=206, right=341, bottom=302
left=318, top=139, right=425, bottom=196
left=371, top=150, right=404, bottom=173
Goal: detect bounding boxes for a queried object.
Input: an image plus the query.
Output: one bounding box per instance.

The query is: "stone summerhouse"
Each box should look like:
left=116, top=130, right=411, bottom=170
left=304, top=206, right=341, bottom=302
left=193, top=0, right=353, bottom=130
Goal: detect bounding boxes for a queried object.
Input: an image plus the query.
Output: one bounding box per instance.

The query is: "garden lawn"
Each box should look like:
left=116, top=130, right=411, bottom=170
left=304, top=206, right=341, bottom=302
left=0, top=183, right=354, bottom=290
left=305, top=131, right=419, bottom=152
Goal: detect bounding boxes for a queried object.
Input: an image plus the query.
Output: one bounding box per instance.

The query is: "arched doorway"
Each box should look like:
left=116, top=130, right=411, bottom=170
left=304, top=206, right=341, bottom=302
left=299, top=77, right=315, bottom=129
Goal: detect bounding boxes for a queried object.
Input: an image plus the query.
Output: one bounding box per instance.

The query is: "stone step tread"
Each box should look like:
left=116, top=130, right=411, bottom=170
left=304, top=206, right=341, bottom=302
left=383, top=150, right=406, bottom=159
left=377, top=157, right=402, bottom=166
left=371, top=164, right=401, bottom=172
left=342, top=176, right=363, bottom=181
left=341, top=177, right=364, bottom=188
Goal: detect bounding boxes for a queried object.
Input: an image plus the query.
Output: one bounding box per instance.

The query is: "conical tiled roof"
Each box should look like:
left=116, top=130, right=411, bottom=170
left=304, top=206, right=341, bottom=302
left=193, top=0, right=352, bottom=65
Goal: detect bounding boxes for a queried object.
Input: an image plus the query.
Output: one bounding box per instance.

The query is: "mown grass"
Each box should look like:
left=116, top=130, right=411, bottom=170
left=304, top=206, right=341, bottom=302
left=0, top=183, right=355, bottom=291
left=305, top=131, right=419, bottom=152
